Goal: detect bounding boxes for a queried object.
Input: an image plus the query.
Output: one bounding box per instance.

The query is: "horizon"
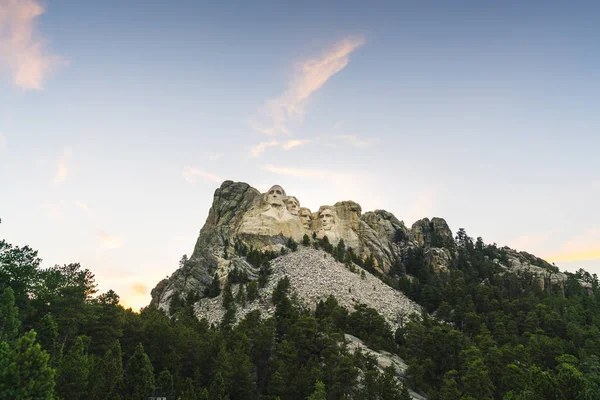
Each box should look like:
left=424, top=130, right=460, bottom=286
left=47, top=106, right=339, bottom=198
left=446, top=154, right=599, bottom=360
left=1, top=0, right=599, bottom=310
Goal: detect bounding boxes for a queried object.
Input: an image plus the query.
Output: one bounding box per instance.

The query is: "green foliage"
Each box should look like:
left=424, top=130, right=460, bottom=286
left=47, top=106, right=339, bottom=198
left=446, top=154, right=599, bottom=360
left=156, top=368, right=175, bottom=399
left=0, top=287, right=19, bottom=342
left=0, top=330, right=55, bottom=400
left=89, top=339, right=123, bottom=400
left=247, top=280, right=259, bottom=302
left=56, top=335, right=89, bottom=400
left=3, top=232, right=600, bottom=400
left=302, top=234, right=310, bottom=246
left=306, top=380, right=327, bottom=400
left=123, top=343, right=155, bottom=400
left=287, top=237, right=299, bottom=251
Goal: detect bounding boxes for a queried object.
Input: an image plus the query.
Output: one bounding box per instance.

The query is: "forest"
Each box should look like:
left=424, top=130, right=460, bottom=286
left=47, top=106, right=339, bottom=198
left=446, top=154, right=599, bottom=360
left=1, top=229, right=600, bottom=400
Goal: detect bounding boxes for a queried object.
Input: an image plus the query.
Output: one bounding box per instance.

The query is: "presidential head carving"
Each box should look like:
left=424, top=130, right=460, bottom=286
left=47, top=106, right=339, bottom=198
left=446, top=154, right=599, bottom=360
left=318, top=206, right=335, bottom=231
left=266, top=185, right=286, bottom=208
left=284, top=196, right=300, bottom=216
left=299, top=207, right=312, bottom=230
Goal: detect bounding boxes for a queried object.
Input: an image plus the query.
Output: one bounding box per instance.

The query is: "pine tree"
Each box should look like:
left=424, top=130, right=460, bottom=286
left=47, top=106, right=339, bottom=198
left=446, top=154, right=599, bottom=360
left=0, top=287, right=19, bottom=343
left=247, top=281, right=259, bottom=301
left=35, top=313, right=58, bottom=360
left=268, top=370, right=287, bottom=398
left=307, top=380, right=327, bottom=400
left=0, top=330, right=55, bottom=400
left=56, top=336, right=89, bottom=400
left=399, top=383, right=411, bottom=400
left=303, top=234, right=310, bottom=246
left=89, top=339, right=123, bottom=400
left=123, top=343, right=155, bottom=400
left=156, top=368, right=175, bottom=399
left=209, top=371, right=227, bottom=400
left=439, top=370, right=462, bottom=400
left=460, top=346, right=494, bottom=400
left=378, top=366, right=401, bottom=400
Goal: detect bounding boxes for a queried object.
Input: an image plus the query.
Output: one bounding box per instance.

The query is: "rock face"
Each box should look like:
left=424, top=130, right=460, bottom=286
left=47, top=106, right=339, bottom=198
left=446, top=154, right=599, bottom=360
left=150, top=180, right=586, bottom=316
left=151, top=181, right=452, bottom=313
left=193, top=248, right=420, bottom=330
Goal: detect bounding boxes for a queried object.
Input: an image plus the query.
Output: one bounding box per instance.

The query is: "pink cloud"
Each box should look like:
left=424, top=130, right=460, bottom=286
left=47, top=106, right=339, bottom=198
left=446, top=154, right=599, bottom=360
left=0, top=0, right=66, bottom=89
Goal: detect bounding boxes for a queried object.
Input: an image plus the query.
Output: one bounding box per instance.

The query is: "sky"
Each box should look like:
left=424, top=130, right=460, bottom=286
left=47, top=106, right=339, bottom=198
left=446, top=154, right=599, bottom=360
left=1, top=0, right=599, bottom=310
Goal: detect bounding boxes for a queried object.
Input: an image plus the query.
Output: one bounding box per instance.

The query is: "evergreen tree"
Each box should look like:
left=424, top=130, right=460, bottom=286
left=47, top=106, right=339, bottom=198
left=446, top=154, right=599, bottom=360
left=378, top=365, right=401, bottom=400
left=209, top=371, right=227, bottom=400
left=0, top=330, right=55, bottom=400
left=89, top=339, right=123, bottom=400
left=303, top=234, right=310, bottom=246
left=56, top=336, right=89, bottom=400
left=156, top=368, right=175, bottom=399
left=268, top=370, right=287, bottom=399
left=247, top=281, right=259, bottom=301
left=439, top=370, right=462, bottom=400
left=399, top=383, right=411, bottom=400
left=460, top=346, right=494, bottom=400
left=123, top=343, right=155, bottom=400
left=0, top=287, right=19, bottom=343
left=35, top=313, right=58, bottom=360
left=307, top=380, right=327, bottom=400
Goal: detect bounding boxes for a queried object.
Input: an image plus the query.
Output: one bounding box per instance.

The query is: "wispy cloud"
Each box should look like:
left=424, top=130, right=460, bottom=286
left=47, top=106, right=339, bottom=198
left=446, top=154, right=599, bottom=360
left=74, top=201, right=90, bottom=212
left=263, top=164, right=360, bottom=182
left=0, top=0, right=66, bottom=89
left=131, top=283, right=148, bottom=295
left=53, top=147, right=72, bottom=184
left=249, top=36, right=365, bottom=137
left=250, top=139, right=311, bottom=158
left=97, top=230, right=124, bottom=249
left=181, top=166, right=222, bottom=184
left=334, top=134, right=377, bottom=148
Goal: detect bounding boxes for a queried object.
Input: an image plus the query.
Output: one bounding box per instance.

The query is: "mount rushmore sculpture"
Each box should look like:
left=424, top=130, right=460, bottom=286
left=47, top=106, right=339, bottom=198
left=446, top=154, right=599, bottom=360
left=150, top=180, right=574, bottom=313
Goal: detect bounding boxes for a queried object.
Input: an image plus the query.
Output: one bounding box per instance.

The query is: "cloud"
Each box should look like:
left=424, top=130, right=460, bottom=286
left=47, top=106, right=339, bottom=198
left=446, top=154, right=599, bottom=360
left=131, top=283, right=148, bottom=295
left=546, top=229, right=600, bottom=263
left=0, top=132, right=5, bottom=151
left=97, top=230, right=124, bottom=249
left=53, top=146, right=72, bottom=184
left=250, top=140, right=280, bottom=158
left=74, top=201, right=90, bottom=212
left=249, top=36, right=365, bottom=137
left=334, top=134, right=377, bottom=148
left=250, top=139, right=311, bottom=158
left=208, top=154, right=222, bottom=161
left=0, top=0, right=66, bottom=89
left=263, top=164, right=360, bottom=182
left=181, top=166, right=222, bottom=184
left=282, top=139, right=311, bottom=150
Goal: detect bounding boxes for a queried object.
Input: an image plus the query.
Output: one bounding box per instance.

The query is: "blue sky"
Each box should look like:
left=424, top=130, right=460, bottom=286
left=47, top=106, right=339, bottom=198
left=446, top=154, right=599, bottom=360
left=1, top=0, right=599, bottom=309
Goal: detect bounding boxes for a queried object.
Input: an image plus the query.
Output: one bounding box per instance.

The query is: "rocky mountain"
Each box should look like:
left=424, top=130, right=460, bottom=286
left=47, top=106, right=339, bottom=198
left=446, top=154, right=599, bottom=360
left=150, top=180, right=577, bottom=325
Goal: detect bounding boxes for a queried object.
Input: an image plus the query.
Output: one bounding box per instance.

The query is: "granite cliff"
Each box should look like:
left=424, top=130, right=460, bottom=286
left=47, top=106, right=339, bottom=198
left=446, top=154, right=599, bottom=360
left=150, top=180, right=577, bottom=323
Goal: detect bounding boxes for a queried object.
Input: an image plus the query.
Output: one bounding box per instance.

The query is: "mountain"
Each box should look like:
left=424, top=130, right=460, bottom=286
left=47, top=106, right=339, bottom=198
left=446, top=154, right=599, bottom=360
left=150, top=180, right=586, bottom=326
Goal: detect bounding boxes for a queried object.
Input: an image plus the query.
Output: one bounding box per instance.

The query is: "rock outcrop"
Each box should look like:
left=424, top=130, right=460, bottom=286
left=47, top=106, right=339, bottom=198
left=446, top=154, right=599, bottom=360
left=152, top=181, right=447, bottom=312
left=151, top=180, right=588, bottom=317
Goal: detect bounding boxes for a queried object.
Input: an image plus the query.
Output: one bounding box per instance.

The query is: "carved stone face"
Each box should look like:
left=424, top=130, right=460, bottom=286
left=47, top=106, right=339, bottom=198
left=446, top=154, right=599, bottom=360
left=284, top=196, right=300, bottom=216
left=318, top=207, right=335, bottom=230
left=299, top=207, right=312, bottom=229
left=266, top=185, right=286, bottom=208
